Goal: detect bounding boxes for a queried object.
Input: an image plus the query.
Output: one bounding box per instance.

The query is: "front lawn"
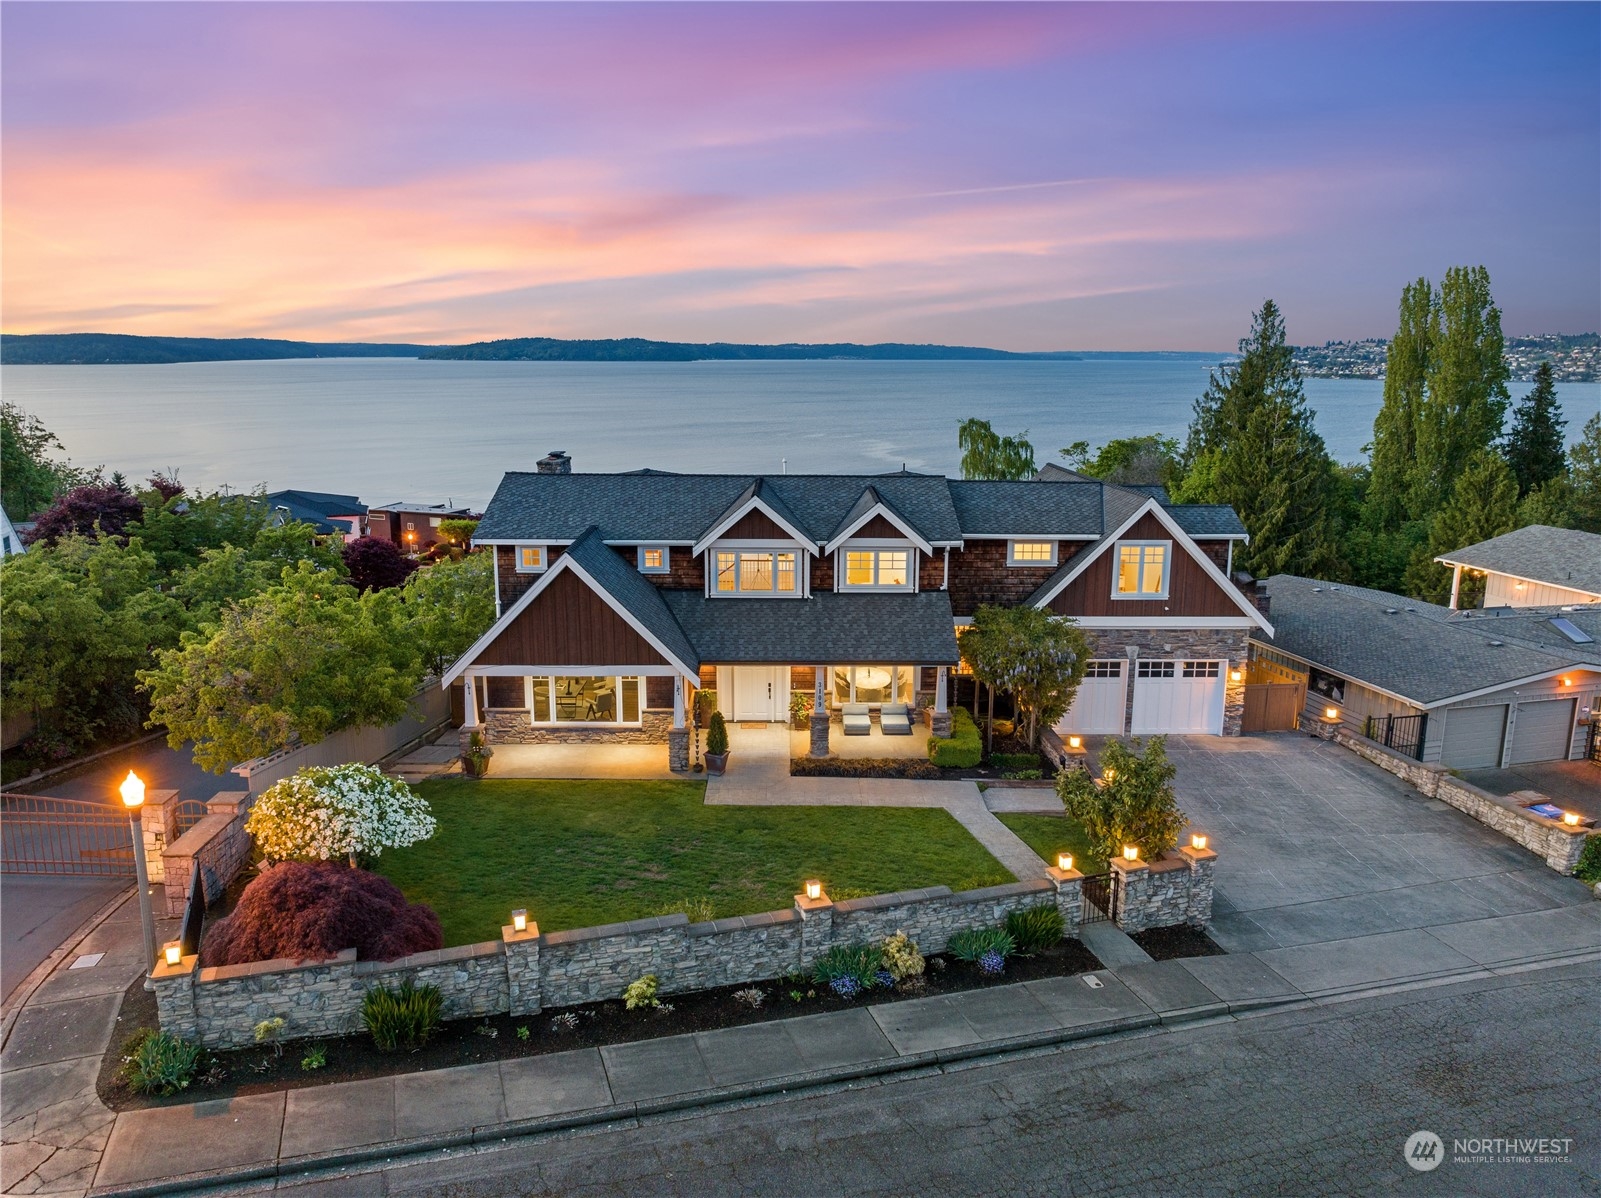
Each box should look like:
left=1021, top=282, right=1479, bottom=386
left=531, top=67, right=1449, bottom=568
left=995, top=812, right=1106, bottom=875
left=375, top=778, right=1014, bottom=946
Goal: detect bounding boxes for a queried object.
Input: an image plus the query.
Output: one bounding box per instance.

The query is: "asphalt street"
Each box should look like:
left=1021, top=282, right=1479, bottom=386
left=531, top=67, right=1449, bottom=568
left=267, top=962, right=1600, bottom=1198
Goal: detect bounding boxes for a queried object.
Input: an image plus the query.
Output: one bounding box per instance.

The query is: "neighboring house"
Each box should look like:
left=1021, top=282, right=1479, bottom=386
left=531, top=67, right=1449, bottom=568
left=441, top=450, right=1271, bottom=764
left=1435, top=524, right=1601, bottom=609
left=1, top=505, right=24, bottom=557
left=265, top=490, right=368, bottom=542
left=367, top=500, right=476, bottom=553
left=1252, top=575, right=1601, bottom=769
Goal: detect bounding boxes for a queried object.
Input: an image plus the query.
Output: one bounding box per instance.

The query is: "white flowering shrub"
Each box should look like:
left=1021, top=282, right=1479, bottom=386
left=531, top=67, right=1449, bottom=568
left=246, top=764, right=437, bottom=863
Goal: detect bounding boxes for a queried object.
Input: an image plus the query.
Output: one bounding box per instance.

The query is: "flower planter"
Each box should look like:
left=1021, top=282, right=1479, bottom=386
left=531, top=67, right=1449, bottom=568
left=461, top=754, right=492, bottom=779
left=704, top=752, right=729, bottom=776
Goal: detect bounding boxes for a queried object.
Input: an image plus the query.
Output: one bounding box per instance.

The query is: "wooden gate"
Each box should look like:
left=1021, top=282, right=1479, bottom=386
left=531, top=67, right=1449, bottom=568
left=1241, top=658, right=1307, bottom=733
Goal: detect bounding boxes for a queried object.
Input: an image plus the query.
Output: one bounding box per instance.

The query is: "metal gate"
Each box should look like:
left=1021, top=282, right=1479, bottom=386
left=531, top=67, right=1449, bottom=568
left=1364, top=713, right=1428, bottom=761
left=1, top=794, right=136, bottom=876
left=1080, top=871, right=1115, bottom=925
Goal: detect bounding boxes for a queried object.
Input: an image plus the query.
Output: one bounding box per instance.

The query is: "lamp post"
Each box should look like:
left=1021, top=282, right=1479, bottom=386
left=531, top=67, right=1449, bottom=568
left=120, top=771, right=158, bottom=991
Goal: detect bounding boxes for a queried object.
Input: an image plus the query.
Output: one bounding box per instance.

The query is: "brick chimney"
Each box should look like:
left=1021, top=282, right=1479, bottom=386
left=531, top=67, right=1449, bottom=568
left=536, top=450, right=572, bottom=475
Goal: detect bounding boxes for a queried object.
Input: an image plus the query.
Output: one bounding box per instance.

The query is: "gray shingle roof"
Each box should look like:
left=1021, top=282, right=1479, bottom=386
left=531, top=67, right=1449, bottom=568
left=948, top=480, right=1104, bottom=535
left=1260, top=575, right=1600, bottom=705
left=660, top=591, right=959, bottom=664
left=1165, top=504, right=1247, bottom=537
left=1434, top=525, right=1601, bottom=595
left=562, top=528, right=701, bottom=673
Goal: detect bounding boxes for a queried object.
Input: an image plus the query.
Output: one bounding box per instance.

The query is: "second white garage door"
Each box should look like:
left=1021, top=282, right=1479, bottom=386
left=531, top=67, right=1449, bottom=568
left=1131, top=660, right=1224, bottom=735
left=1509, top=698, right=1576, bottom=764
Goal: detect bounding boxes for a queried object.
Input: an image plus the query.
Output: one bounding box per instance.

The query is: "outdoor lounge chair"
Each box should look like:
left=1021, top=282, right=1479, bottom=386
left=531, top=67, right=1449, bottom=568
left=879, top=703, right=913, bottom=735
left=841, top=702, right=872, bottom=735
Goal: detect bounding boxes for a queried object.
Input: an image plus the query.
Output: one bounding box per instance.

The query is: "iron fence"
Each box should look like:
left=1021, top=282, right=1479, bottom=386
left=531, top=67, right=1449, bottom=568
left=1364, top=712, right=1428, bottom=761
left=1080, top=872, right=1115, bottom=925
left=174, top=799, right=209, bottom=837
left=1, top=793, right=136, bottom=876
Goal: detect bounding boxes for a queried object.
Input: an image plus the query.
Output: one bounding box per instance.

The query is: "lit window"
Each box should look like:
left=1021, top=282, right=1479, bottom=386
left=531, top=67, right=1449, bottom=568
left=716, top=551, right=738, bottom=592
left=516, top=545, right=546, bottom=573
left=429, top=517, right=441, bottom=527
left=777, top=552, right=797, bottom=592
left=713, top=549, right=799, bottom=594
left=1008, top=540, right=1057, bottom=566
left=638, top=546, right=669, bottom=574
left=526, top=676, right=645, bottom=724
left=840, top=548, right=912, bottom=589
left=1115, top=542, right=1168, bottom=596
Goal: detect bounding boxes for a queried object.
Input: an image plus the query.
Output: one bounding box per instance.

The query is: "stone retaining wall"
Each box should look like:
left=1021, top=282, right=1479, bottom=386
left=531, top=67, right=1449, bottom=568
left=469, top=709, right=673, bottom=748
left=1111, top=845, right=1216, bottom=933
left=160, top=792, right=254, bottom=918
left=1326, top=726, right=1591, bottom=874
left=153, top=873, right=1086, bottom=1049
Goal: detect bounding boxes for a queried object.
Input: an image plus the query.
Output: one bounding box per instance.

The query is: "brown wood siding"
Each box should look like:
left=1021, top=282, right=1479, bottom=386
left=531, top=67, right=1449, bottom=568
left=486, top=676, right=524, bottom=708
left=477, top=568, right=669, bottom=667
left=850, top=514, right=907, bottom=539
left=645, top=676, right=675, bottom=708
left=610, top=545, right=704, bottom=589
left=791, top=666, right=817, bottom=692
left=917, top=550, right=943, bottom=592
left=811, top=552, right=833, bottom=590
left=496, top=544, right=568, bottom=607
left=724, top=509, right=795, bottom=540
left=1045, top=513, right=1245, bottom=618
left=945, top=541, right=1080, bottom=613
left=1195, top=540, right=1231, bottom=572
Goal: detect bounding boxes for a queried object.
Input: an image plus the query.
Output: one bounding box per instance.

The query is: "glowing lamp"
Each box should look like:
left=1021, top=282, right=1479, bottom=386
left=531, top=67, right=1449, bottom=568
left=1122, top=845, right=1138, bottom=862
left=163, top=941, right=183, bottom=967
left=804, top=879, right=823, bottom=901
left=119, top=770, right=146, bottom=809
left=1191, top=834, right=1208, bottom=851
left=1324, top=706, right=1340, bottom=721
left=1561, top=677, right=1572, bottom=687
left=511, top=908, right=528, bottom=932
left=1561, top=812, right=1581, bottom=827
left=1067, top=735, right=1083, bottom=750
left=1056, top=852, right=1074, bottom=871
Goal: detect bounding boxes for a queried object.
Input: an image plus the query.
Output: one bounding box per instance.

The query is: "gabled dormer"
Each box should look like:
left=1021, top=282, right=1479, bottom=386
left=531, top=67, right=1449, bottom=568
left=693, top=479, right=815, bottom=598
left=825, top=486, right=930, bottom=594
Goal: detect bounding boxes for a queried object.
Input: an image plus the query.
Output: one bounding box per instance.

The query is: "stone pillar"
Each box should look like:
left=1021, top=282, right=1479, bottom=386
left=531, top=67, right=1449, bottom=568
left=502, top=921, right=543, bottom=1016
left=668, top=730, right=690, bottom=771
left=810, top=664, right=830, bottom=757
left=1222, top=664, right=1245, bottom=737
left=150, top=953, right=200, bottom=1042
left=1046, top=863, right=1084, bottom=937
left=141, top=789, right=180, bottom=884
left=795, top=887, right=834, bottom=968
left=1178, top=843, right=1218, bottom=927
left=929, top=709, right=952, bottom=737
left=1109, top=855, right=1151, bottom=933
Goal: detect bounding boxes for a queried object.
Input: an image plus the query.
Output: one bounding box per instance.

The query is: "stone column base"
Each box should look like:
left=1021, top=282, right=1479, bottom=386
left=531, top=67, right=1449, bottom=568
left=668, top=729, right=690, bottom=771
left=808, top=713, right=831, bottom=758
left=929, top=710, right=952, bottom=738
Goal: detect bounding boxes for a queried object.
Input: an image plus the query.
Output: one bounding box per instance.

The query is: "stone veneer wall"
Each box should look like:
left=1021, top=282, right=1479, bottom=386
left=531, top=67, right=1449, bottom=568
left=159, top=793, right=255, bottom=918
left=467, top=709, right=673, bottom=748
left=153, top=875, right=1087, bottom=1049
left=1110, top=845, right=1217, bottom=933
left=1323, top=725, right=1591, bottom=874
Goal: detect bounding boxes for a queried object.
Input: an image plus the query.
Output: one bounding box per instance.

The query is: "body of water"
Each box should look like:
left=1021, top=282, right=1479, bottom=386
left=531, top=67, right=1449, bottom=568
left=4, top=358, right=1596, bottom=510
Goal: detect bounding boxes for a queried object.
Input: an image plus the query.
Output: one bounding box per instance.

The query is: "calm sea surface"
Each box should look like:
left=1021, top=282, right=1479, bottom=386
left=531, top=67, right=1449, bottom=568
left=4, top=358, right=1596, bottom=510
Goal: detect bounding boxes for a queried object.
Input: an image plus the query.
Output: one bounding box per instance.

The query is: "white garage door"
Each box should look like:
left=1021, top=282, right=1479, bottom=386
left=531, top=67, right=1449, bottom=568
left=1509, top=698, right=1576, bottom=764
left=1440, top=704, right=1507, bottom=769
left=1056, top=661, right=1127, bottom=735
left=1131, top=660, right=1224, bottom=735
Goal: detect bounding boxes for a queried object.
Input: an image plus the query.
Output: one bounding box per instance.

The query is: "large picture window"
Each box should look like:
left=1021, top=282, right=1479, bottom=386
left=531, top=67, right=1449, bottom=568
left=832, top=665, right=914, bottom=705
left=526, top=676, right=643, bottom=724
left=841, top=548, right=911, bottom=590
left=713, top=549, right=799, bottom=594
left=1114, top=542, right=1169, bottom=597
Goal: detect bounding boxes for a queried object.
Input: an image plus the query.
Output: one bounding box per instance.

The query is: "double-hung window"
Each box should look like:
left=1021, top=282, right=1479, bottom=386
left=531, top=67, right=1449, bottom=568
left=1114, top=541, right=1169, bottom=597
left=713, top=549, right=799, bottom=594
left=841, top=548, right=911, bottom=590
left=515, top=545, right=547, bottom=573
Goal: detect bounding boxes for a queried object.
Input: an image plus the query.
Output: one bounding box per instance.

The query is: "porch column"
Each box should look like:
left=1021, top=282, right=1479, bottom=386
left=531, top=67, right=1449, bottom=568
left=523, top=676, right=536, bottom=726
left=668, top=675, right=690, bottom=771
left=935, top=666, right=949, bottom=714
left=809, top=663, right=830, bottom=757
left=1449, top=563, right=1463, bottom=610
left=464, top=673, right=479, bottom=728
left=931, top=665, right=952, bottom=737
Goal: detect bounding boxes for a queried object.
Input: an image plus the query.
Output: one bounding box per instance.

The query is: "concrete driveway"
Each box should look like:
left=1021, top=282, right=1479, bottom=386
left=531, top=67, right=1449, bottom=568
left=1166, top=733, right=1595, bottom=954
left=1461, top=759, right=1601, bottom=823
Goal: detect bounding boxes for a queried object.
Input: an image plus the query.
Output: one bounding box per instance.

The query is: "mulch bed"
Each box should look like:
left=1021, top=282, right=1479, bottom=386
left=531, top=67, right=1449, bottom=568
left=98, top=939, right=1104, bottom=1112
left=1130, top=925, right=1227, bottom=961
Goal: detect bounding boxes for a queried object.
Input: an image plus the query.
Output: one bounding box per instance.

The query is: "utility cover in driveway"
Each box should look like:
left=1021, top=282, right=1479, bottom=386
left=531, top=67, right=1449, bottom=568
left=1439, top=703, right=1507, bottom=770
left=1509, top=698, right=1576, bottom=764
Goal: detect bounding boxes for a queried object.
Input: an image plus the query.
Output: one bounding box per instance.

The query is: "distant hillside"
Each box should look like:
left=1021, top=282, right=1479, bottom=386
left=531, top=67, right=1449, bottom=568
left=419, top=336, right=1081, bottom=362
left=0, top=333, right=438, bottom=365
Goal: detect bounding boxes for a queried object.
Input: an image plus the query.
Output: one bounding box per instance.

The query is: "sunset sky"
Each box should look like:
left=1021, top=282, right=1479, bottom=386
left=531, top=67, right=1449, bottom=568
left=3, top=2, right=1597, bottom=350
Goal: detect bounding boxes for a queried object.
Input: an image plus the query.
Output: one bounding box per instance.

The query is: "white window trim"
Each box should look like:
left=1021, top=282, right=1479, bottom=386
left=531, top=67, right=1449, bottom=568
left=1112, top=540, right=1171, bottom=600
left=523, top=675, right=645, bottom=726
left=829, top=665, right=915, bottom=706
left=515, top=545, right=548, bottom=574
left=1007, top=539, right=1058, bottom=567
left=706, top=543, right=806, bottom=597
left=836, top=542, right=916, bottom=593
left=637, top=545, right=670, bottom=574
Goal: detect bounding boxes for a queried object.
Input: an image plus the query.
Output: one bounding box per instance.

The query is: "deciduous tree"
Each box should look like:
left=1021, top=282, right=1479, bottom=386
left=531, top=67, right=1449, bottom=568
left=1056, top=736, right=1187, bottom=863
left=1404, top=449, right=1520, bottom=605
left=1058, top=435, right=1179, bottom=487
left=24, top=480, right=144, bottom=547
left=1567, top=413, right=1601, bottom=533
left=1364, top=278, right=1433, bottom=530
left=0, top=403, right=95, bottom=521
left=958, top=418, right=1036, bottom=480
left=402, top=551, right=497, bottom=675
left=343, top=535, right=418, bottom=592
left=958, top=605, right=1090, bottom=750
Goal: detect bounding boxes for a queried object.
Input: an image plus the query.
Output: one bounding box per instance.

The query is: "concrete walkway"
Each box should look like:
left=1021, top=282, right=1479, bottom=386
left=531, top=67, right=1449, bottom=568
left=707, top=725, right=1050, bottom=882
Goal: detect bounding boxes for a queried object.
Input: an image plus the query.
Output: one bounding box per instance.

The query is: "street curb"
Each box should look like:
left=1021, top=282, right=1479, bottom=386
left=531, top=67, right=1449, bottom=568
left=1, top=884, right=135, bottom=1047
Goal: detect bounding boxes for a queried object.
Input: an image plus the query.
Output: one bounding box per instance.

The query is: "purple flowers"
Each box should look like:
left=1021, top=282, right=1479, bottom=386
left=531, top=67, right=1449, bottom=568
left=978, top=949, right=1006, bottom=976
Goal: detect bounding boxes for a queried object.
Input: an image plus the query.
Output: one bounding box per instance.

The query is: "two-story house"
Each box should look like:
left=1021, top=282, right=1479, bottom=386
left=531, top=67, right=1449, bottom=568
left=443, top=451, right=1272, bottom=768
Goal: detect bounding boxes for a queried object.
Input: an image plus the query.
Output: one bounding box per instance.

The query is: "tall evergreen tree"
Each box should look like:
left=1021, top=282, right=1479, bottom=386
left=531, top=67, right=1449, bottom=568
left=1364, top=277, right=1433, bottom=530
left=1177, top=300, right=1344, bottom=578
left=1403, top=449, right=1519, bottom=605
left=1408, top=266, right=1510, bottom=517
left=1503, top=361, right=1567, bottom=496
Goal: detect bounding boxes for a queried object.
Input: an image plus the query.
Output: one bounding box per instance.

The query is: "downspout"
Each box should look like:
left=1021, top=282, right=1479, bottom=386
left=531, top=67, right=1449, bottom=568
left=942, top=546, right=950, bottom=590
left=492, top=548, right=502, bottom=617
left=1225, top=540, right=1233, bottom=579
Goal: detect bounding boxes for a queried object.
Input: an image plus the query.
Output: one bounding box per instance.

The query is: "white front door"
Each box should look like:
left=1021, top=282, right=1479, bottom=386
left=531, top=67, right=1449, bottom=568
left=1131, top=660, right=1224, bottom=735
left=733, top=667, right=785, bottom=721
left=1056, top=661, right=1128, bottom=735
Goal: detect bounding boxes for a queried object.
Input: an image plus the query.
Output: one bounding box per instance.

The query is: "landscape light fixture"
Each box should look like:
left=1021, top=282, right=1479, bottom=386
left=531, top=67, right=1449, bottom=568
left=163, top=941, right=183, bottom=967
left=512, top=908, right=528, bottom=932
left=1191, top=834, right=1208, bottom=851
left=1056, top=852, right=1074, bottom=871
left=1324, top=706, right=1340, bottom=721
left=1101, top=767, right=1116, bottom=783
left=1122, top=845, right=1139, bottom=862
left=1067, top=735, right=1083, bottom=750
left=118, top=771, right=158, bottom=990
left=804, top=879, right=823, bottom=901
left=1562, top=812, right=1581, bottom=827
left=1229, top=668, right=1242, bottom=683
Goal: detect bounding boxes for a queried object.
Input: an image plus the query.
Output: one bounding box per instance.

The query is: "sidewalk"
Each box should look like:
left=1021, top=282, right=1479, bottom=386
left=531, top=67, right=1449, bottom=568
left=1, top=880, right=1593, bottom=1198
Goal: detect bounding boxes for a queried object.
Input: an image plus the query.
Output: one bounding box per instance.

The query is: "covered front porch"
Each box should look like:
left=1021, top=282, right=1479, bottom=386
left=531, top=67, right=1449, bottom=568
left=713, top=662, right=956, bottom=758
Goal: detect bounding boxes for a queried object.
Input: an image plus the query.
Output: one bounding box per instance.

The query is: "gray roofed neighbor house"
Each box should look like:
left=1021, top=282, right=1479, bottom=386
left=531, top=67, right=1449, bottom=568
left=560, top=527, right=701, bottom=673
left=1260, top=575, right=1601, bottom=706
left=264, top=489, right=367, bottom=534
left=1434, top=525, right=1601, bottom=596
left=661, top=591, right=960, bottom=664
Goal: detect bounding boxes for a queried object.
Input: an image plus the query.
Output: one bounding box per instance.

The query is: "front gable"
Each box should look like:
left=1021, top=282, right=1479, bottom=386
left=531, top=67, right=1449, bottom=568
left=475, top=568, right=670, bottom=668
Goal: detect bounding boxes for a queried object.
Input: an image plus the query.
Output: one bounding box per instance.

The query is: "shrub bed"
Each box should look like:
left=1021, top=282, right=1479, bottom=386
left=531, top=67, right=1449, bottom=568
left=928, top=706, right=982, bottom=768
left=791, top=757, right=943, bottom=779
left=989, top=752, right=1043, bottom=772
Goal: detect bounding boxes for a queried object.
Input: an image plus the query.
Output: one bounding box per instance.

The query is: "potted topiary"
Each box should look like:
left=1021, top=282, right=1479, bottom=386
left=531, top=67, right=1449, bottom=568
left=704, top=711, right=730, bottom=775
left=461, top=730, right=493, bottom=779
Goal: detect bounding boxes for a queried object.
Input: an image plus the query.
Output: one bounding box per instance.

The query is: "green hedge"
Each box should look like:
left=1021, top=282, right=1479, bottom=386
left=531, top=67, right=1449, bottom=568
left=989, top=752, right=1043, bottom=772
left=929, top=707, right=982, bottom=768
